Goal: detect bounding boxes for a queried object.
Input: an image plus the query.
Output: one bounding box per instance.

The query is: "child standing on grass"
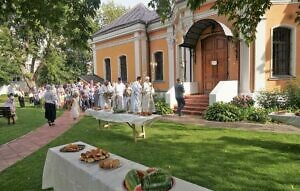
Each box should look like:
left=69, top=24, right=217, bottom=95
left=71, top=92, right=80, bottom=120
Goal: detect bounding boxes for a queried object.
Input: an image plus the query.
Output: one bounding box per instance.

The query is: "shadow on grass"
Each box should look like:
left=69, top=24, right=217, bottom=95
left=219, top=136, right=300, bottom=154
left=0, top=117, right=299, bottom=191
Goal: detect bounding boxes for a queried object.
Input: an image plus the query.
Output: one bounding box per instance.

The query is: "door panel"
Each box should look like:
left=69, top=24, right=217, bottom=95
left=202, top=35, right=228, bottom=93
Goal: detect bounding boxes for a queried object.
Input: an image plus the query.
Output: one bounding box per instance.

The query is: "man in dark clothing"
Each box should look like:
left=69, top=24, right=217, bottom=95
left=174, top=78, right=185, bottom=116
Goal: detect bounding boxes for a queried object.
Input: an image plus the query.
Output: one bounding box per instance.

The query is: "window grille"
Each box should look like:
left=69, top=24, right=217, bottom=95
left=154, top=52, right=163, bottom=81
left=272, top=27, right=291, bottom=76
left=119, top=56, right=127, bottom=82
left=105, top=58, right=111, bottom=82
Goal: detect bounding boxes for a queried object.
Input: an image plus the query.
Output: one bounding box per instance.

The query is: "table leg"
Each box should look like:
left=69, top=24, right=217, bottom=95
left=127, top=122, right=138, bottom=142
left=141, top=125, right=146, bottom=138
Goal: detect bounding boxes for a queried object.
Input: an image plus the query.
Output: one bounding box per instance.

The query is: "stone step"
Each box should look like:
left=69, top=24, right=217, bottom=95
left=182, top=109, right=204, bottom=115
left=185, top=100, right=209, bottom=105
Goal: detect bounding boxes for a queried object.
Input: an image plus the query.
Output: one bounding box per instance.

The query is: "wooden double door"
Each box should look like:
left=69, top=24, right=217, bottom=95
left=201, top=35, right=228, bottom=93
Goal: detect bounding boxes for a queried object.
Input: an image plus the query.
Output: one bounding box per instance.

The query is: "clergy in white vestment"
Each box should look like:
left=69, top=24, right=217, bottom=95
left=103, top=81, right=114, bottom=109
left=141, top=76, right=155, bottom=115
left=114, top=77, right=125, bottom=110
left=130, top=76, right=142, bottom=114
left=98, top=83, right=105, bottom=109
left=123, top=82, right=132, bottom=112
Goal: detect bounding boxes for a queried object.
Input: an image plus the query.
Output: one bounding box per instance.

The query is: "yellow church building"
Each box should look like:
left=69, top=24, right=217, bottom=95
left=91, top=0, right=300, bottom=113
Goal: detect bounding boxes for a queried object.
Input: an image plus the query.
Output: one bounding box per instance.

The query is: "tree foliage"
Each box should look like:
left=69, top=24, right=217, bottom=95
left=0, top=0, right=101, bottom=87
left=0, top=26, right=23, bottom=86
left=149, top=0, right=299, bottom=44
left=96, top=0, right=128, bottom=29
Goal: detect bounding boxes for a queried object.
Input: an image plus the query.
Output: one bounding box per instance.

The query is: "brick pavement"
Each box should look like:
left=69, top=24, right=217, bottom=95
left=0, top=111, right=80, bottom=172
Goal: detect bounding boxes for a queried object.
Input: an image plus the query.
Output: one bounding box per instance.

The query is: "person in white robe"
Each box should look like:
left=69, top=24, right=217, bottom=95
left=130, top=76, right=142, bottom=114
left=114, top=77, right=125, bottom=110
left=141, top=76, right=155, bottom=115
left=98, top=83, right=105, bottom=109
left=103, top=81, right=114, bottom=110
left=123, top=82, right=132, bottom=112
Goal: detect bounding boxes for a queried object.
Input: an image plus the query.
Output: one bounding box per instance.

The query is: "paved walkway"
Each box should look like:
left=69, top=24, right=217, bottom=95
left=0, top=111, right=80, bottom=172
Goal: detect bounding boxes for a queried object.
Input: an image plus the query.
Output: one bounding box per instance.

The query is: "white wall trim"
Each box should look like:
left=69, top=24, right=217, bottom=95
left=150, top=33, right=169, bottom=41
left=254, top=18, right=266, bottom=91
left=141, top=33, right=148, bottom=78
left=93, top=23, right=145, bottom=44
left=92, top=44, right=97, bottom=75
left=95, top=37, right=135, bottom=50
left=148, top=21, right=170, bottom=32
left=167, top=27, right=175, bottom=89
left=193, top=9, right=218, bottom=23
left=270, top=24, right=297, bottom=78
left=271, top=0, right=300, bottom=4
left=239, top=40, right=251, bottom=93
left=134, top=32, right=141, bottom=78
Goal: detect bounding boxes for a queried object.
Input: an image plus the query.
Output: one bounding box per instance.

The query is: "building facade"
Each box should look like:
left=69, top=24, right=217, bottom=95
left=91, top=0, right=300, bottom=106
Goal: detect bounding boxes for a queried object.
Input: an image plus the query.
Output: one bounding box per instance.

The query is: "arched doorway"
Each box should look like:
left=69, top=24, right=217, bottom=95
left=202, top=35, right=228, bottom=93
left=180, top=19, right=234, bottom=94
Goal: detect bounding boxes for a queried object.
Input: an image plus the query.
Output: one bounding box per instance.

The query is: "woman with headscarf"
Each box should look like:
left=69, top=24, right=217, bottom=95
left=44, top=85, right=58, bottom=126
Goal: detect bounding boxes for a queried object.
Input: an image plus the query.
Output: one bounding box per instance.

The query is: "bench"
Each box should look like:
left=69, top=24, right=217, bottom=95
left=0, top=107, right=15, bottom=124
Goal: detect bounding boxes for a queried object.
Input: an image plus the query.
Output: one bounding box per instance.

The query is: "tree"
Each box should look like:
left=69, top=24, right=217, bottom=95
left=149, top=0, right=299, bottom=44
left=0, top=26, right=23, bottom=86
left=0, top=0, right=101, bottom=88
left=96, top=0, right=128, bottom=29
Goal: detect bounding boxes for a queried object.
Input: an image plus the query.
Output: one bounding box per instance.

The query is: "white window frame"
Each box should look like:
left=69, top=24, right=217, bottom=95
left=118, top=54, right=128, bottom=82
left=103, top=57, right=111, bottom=81
left=270, top=24, right=296, bottom=78
left=152, top=50, right=164, bottom=81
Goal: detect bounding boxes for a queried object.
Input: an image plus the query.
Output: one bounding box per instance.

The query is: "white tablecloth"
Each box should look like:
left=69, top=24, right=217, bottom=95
left=85, top=109, right=160, bottom=127
left=42, top=142, right=210, bottom=191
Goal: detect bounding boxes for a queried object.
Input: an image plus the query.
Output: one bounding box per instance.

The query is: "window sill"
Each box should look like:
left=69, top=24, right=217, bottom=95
left=269, top=75, right=296, bottom=81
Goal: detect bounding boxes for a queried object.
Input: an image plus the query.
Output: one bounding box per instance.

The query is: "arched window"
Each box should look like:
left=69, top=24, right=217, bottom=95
left=104, top=58, right=111, bottom=82
left=119, top=55, right=127, bottom=82
left=154, top=51, right=163, bottom=81
left=272, top=27, right=291, bottom=76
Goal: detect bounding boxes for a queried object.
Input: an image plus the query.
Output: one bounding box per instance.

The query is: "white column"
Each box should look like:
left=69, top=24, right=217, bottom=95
left=141, top=32, right=148, bottom=78
left=92, top=44, right=97, bottom=75
left=180, top=47, right=185, bottom=81
left=239, top=40, right=251, bottom=94
left=134, top=32, right=141, bottom=78
left=254, top=18, right=266, bottom=91
left=185, top=48, right=191, bottom=82
left=167, top=27, right=175, bottom=88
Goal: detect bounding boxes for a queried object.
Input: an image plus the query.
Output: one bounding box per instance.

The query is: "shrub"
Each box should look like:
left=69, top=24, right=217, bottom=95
left=246, top=107, right=270, bottom=123
left=285, top=78, right=300, bottom=109
left=256, top=91, right=288, bottom=110
left=204, top=102, right=242, bottom=122
left=231, top=95, right=255, bottom=108
left=154, top=97, right=173, bottom=115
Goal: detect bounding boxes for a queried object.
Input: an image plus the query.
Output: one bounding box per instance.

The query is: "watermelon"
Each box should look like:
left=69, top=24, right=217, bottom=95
left=142, top=168, right=173, bottom=191
left=125, top=169, right=142, bottom=191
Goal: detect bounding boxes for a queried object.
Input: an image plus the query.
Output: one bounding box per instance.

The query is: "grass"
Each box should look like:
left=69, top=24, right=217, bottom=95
left=0, top=117, right=300, bottom=191
left=0, top=95, right=62, bottom=145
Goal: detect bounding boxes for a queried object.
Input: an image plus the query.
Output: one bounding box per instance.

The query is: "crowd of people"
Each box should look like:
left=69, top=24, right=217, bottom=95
left=2, top=75, right=157, bottom=126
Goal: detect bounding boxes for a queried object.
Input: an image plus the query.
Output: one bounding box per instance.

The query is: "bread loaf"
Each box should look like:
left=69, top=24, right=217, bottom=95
left=99, top=159, right=120, bottom=169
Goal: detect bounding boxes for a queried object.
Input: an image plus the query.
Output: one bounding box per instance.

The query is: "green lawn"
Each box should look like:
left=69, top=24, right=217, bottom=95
left=0, top=117, right=299, bottom=191
left=0, top=95, right=62, bottom=144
